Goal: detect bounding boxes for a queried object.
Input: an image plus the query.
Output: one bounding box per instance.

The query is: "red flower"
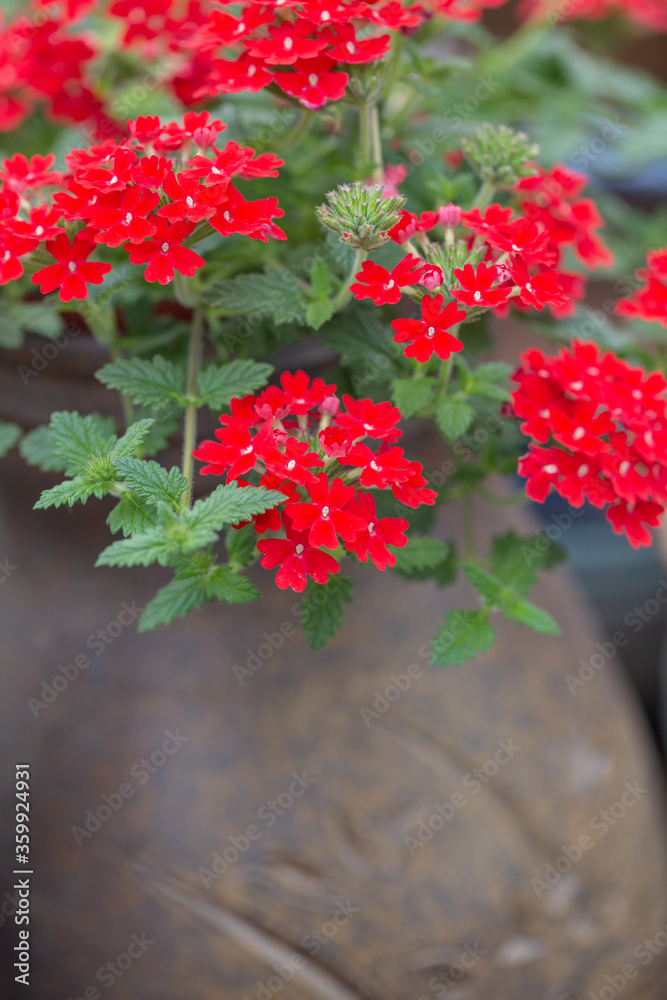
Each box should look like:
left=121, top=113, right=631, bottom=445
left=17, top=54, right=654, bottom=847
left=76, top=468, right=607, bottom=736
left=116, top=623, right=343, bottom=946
left=285, top=474, right=366, bottom=550
left=88, top=186, right=159, bottom=246
left=7, top=205, right=64, bottom=243
left=280, top=370, right=335, bottom=414
left=210, top=185, right=285, bottom=242
left=31, top=234, right=111, bottom=301
left=349, top=254, right=424, bottom=305
left=193, top=417, right=274, bottom=480
left=245, top=21, right=328, bottom=65
left=344, top=444, right=413, bottom=489
left=606, top=499, right=664, bottom=549
left=486, top=218, right=550, bottom=263
left=509, top=259, right=568, bottom=310
left=419, top=264, right=445, bottom=291
left=130, top=155, right=172, bottom=190
left=0, top=152, right=62, bottom=193
left=157, top=170, right=227, bottom=222
left=336, top=396, right=402, bottom=442
left=390, top=461, right=438, bottom=508
left=325, top=24, right=391, bottom=64
left=124, top=218, right=204, bottom=284
left=0, top=228, right=37, bottom=283
left=391, top=295, right=466, bottom=362
left=388, top=210, right=417, bottom=244
left=460, top=203, right=513, bottom=236
left=257, top=515, right=340, bottom=592
left=343, top=491, right=408, bottom=570
left=452, top=262, right=512, bottom=308
left=202, top=55, right=274, bottom=97
left=264, top=436, right=325, bottom=485
left=616, top=247, right=667, bottom=328
left=274, top=56, right=348, bottom=110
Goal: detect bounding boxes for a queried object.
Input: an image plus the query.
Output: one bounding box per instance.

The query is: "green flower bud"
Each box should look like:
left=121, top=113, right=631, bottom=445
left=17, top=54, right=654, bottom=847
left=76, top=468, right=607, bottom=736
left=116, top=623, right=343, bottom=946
left=316, top=182, right=404, bottom=251
left=462, top=124, right=540, bottom=188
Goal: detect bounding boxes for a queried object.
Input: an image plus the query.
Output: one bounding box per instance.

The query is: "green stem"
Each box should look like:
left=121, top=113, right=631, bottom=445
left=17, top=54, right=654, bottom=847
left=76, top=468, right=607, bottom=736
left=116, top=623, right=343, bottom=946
left=473, top=179, right=496, bottom=212
left=435, top=351, right=456, bottom=400
left=463, top=491, right=475, bottom=559
left=332, top=247, right=367, bottom=312
left=359, top=102, right=383, bottom=182
left=275, top=109, right=314, bottom=151
left=181, top=305, right=204, bottom=509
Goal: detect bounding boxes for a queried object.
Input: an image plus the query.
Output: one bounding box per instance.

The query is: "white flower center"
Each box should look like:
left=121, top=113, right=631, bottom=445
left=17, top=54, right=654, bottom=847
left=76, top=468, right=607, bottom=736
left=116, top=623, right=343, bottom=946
left=295, top=543, right=304, bottom=554
left=284, top=37, right=293, bottom=50
left=321, top=505, right=330, bottom=518
left=525, top=282, right=533, bottom=293
left=363, top=423, right=373, bottom=431
left=308, top=74, right=318, bottom=87
left=426, top=326, right=435, bottom=338
left=385, top=279, right=395, bottom=289
left=511, top=243, right=521, bottom=251
left=67, top=261, right=76, bottom=273
left=161, top=242, right=169, bottom=253
left=544, top=464, right=558, bottom=474
left=619, top=461, right=630, bottom=475
left=223, top=211, right=231, bottom=221
left=109, top=175, right=118, bottom=184
left=572, top=427, right=585, bottom=441
left=2, top=250, right=10, bottom=262
left=240, top=445, right=253, bottom=455
left=368, top=522, right=374, bottom=533
left=211, top=166, right=222, bottom=175
left=346, top=41, right=355, bottom=53
left=320, top=10, right=330, bottom=19
left=237, top=22, right=245, bottom=32
left=587, top=367, right=599, bottom=376
left=124, top=212, right=133, bottom=224
left=35, top=225, right=44, bottom=236
left=645, top=431, right=654, bottom=447
left=370, top=460, right=379, bottom=471
left=539, top=408, right=550, bottom=418
left=538, top=369, right=549, bottom=378
left=286, top=460, right=296, bottom=470
left=186, top=196, right=194, bottom=207
left=577, top=464, right=589, bottom=477
left=247, top=64, right=256, bottom=77
left=569, top=381, right=583, bottom=391
left=473, top=291, right=482, bottom=302
left=632, top=389, right=642, bottom=400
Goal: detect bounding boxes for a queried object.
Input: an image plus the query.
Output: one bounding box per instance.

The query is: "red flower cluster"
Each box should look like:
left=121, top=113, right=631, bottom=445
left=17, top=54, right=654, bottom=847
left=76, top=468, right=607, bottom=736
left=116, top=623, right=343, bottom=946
left=616, top=247, right=667, bottom=328
left=0, top=112, right=285, bottom=300
left=351, top=163, right=613, bottom=364
left=193, top=371, right=437, bottom=592
left=518, top=0, right=667, bottom=31
left=190, top=0, right=422, bottom=110
left=513, top=341, right=667, bottom=548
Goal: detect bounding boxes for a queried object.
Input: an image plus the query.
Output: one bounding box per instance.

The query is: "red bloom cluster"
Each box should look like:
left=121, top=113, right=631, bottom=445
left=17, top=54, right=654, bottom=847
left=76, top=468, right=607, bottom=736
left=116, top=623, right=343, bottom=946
left=193, top=371, right=437, bottom=592
left=616, top=247, right=667, bottom=328
left=518, top=0, right=667, bottom=31
left=0, top=112, right=284, bottom=300
left=352, top=163, right=613, bottom=364
left=190, top=0, right=422, bottom=110
left=513, top=341, right=667, bottom=548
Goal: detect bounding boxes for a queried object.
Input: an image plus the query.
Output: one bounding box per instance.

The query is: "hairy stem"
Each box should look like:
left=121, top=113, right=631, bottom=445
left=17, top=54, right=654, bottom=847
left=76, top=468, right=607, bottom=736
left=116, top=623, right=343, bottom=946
left=181, top=304, right=204, bottom=509
left=360, top=102, right=384, bottom=182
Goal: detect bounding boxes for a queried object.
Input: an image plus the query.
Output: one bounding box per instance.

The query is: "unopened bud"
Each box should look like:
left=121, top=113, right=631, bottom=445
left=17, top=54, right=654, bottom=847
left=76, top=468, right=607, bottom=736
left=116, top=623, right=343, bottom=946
left=419, top=264, right=444, bottom=291
left=438, top=203, right=461, bottom=227
left=316, top=182, right=405, bottom=251
left=319, top=395, right=340, bottom=417
left=193, top=126, right=217, bottom=149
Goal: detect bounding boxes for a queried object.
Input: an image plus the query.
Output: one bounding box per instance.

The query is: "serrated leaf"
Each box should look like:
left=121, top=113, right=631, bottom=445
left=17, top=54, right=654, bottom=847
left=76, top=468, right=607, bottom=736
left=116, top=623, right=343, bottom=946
left=113, top=457, right=187, bottom=506
left=96, top=506, right=217, bottom=567
left=20, top=427, right=69, bottom=473
left=188, top=483, right=286, bottom=532
left=305, top=299, right=335, bottom=330
left=34, top=478, right=97, bottom=509
left=197, top=360, right=273, bottom=410
left=50, top=411, right=116, bottom=474
left=225, top=523, right=258, bottom=570
left=209, top=565, right=260, bottom=604
left=310, top=258, right=332, bottom=300
left=391, top=377, right=436, bottom=418
left=436, top=398, right=475, bottom=440
left=0, top=422, right=21, bottom=457
left=96, top=356, right=185, bottom=410
left=462, top=562, right=504, bottom=606
left=107, top=493, right=157, bottom=536
left=469, top=381, right=511, bottom=402
left=205, top=266, right=306, bottom=325
left=472, top=362, right=513, bottom=383
left=503, top=600, right=560, bottom=635
left=111, top=418, right=155, bottom=458
left=298, top=575, right=353, bottom=651
left=138, top=576, right=209, bottom=631
left=393, top=536, right=450, bottom=575
left=431, top=609, right=496, bottom=667
left=1, top=300, right=62, bottom=347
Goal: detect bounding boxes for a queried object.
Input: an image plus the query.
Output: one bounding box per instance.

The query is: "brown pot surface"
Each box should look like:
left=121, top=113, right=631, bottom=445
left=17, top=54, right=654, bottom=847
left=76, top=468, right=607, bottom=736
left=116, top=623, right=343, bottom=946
left=1, top=452, right=667, bottom=1000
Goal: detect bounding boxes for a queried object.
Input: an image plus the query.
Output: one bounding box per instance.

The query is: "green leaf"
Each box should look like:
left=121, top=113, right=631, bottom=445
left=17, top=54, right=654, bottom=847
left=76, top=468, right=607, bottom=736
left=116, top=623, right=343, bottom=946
left=391, top=377, right=436, bottom=417
left=34, top=478, right=98, bottom=509
left=436, top=398, right=475, bottom=440
left=96, top=356, right=185, bottom=410
left=225, top=523, right=258, bottom=570
left=0, top=422, right=21, bottom=457
left=209, top=565, right=260, bottom=604
left=205, top=266, right=306, bottom=325
left=138, top=576, right=209, bottom=631
left=298, top=575, right=353, bottom=651
left=503, top=599, right=560, bottom=635
left=188, top=483, right=286, bottom=532
left=472, top=362, right=513, bottom=383
left=197, top=360, right=273, bottom=410
left=111, top=418, right=155, bottom=458
left=468, top=381, right=511, bottom=402
left=106, top=493, right=157, bottom=536
left=431, top=609, right=496, bottom=667
left=19, top=427, right=69, bottom=473
left=1, top=300, right=62, bottom=348
left=393, top=536, right=450, bottom=576
left=310, top=258, right=332, bottom=300
left=462, top=562, right=504, bottom=606
left=305, top=299, right=335, bottom=330
left=113, top=457, right=187, bottom=506
left=96, top=504, right=217, bottom=568
left=50, top=411, right=116, bottom=474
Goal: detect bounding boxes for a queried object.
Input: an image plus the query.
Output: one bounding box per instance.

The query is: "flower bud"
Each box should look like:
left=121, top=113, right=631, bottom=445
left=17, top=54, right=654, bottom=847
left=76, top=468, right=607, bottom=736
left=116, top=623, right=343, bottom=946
left=193, top=126, right=218, bottom=149
left=462, top=124, right=540, bottom=188
left=438, top=203, right=461, bottom=228
left=316, top=181, right=405, bottom=251
left=419, top=263, right=444, bottom=291
left=319, top=394, right=340, bottom=417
